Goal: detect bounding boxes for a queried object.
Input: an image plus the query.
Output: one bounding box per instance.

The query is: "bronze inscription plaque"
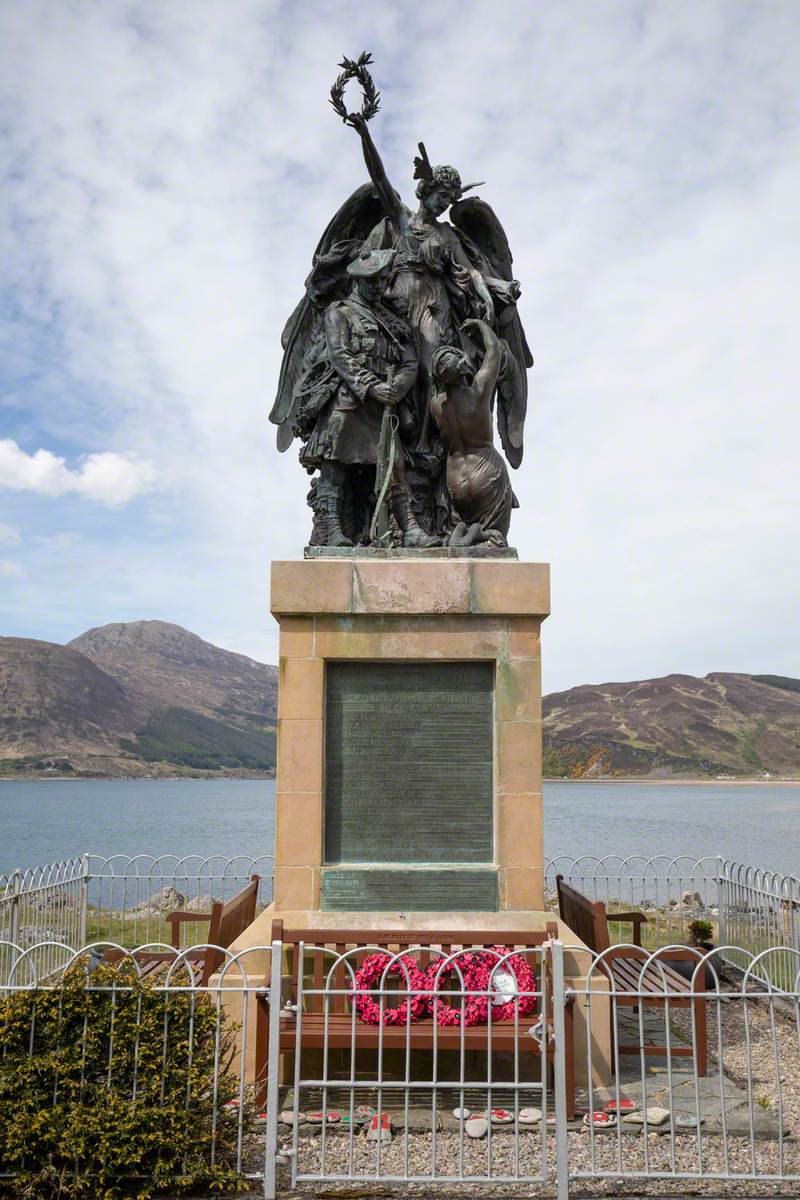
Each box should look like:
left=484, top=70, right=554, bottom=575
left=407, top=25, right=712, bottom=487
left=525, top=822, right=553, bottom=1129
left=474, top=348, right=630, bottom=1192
left=324, top=660, right=494, bottom=865
left=322, top=868, right=498, bottom=912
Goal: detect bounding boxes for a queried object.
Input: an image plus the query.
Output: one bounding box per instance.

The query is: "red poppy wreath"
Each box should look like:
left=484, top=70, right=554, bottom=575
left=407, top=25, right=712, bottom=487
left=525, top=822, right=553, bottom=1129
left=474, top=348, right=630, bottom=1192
left=426, top=947, right=538, bottom=1027
left=352, top=952, right=429, bottom=1025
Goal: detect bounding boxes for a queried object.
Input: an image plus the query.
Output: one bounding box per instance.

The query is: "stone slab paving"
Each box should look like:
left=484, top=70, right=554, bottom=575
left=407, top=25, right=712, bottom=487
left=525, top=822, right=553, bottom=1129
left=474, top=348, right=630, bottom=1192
left=576, top=1005, right=783, bottom=1138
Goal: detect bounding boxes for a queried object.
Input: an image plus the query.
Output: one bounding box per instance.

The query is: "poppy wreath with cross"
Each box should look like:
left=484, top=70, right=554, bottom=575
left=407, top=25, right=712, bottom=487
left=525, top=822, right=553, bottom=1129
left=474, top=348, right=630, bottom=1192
left=425, top=946, right=538, bottom=1027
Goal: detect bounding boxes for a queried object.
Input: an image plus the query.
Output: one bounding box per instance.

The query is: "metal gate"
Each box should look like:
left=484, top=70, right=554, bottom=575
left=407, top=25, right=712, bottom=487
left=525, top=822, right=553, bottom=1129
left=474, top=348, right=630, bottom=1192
left=263, top=939, right=557, bottom=1193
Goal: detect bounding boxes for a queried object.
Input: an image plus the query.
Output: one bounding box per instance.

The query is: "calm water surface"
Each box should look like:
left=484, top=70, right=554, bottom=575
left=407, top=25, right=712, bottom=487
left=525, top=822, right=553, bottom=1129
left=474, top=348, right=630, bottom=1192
left=1, top=779, right=799, bottom=876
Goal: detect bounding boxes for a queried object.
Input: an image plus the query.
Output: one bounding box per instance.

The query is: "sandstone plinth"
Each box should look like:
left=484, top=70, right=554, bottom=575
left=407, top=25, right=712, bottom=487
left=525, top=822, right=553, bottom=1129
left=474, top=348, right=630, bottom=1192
left=270, top=554, right=550, bottom=915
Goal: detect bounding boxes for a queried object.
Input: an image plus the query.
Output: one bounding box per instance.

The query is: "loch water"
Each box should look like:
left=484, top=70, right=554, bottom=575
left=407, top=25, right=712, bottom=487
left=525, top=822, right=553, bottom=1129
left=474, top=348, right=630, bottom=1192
left=1, top=779, right=799, bottom=877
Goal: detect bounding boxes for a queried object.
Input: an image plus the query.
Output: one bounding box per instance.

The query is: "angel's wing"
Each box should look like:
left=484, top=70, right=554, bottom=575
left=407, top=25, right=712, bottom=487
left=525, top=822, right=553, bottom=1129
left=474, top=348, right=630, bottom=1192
left=450, top=198, right=532, bottom=469
left=270, top=183, right=389, bottom=450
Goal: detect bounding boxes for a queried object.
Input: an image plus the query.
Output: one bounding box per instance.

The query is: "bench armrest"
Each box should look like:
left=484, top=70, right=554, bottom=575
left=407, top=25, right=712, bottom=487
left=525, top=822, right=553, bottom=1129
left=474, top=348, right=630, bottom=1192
left=607, top=911, right=648, bottom=946
left=166, top=909, right=212, bottom=948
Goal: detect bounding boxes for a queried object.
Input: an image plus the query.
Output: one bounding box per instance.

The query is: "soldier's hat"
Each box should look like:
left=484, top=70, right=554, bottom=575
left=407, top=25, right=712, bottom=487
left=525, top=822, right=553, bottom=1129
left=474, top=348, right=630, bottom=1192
left=346, top=247, right=396, bottom=278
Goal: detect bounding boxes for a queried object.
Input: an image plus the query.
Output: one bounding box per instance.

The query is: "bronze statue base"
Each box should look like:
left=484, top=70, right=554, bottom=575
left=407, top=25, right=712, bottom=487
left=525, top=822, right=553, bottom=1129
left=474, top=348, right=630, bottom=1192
left=304, top=544, right=518, bottom=560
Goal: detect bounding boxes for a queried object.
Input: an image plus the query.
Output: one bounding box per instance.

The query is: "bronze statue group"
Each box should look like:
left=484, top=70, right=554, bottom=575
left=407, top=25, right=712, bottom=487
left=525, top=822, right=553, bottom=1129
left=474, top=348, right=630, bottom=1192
left=270, top=56, right=531, bottom=549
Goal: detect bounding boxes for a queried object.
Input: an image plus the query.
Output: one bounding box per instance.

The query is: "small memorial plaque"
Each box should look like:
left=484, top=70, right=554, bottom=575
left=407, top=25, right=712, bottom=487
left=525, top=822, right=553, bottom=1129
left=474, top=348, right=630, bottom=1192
left=324, top=661, right=494, bottom=867
left=322, top=868, right=498, bottom=912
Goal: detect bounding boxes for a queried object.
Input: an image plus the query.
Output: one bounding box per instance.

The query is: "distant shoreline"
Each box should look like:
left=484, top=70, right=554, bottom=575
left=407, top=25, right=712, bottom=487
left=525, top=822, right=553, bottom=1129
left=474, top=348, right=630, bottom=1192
left=2, top=774, right=798, bottom=786
left=0, top=774, right=275, bottom=783
left=545, top=776, right=800, bottom=786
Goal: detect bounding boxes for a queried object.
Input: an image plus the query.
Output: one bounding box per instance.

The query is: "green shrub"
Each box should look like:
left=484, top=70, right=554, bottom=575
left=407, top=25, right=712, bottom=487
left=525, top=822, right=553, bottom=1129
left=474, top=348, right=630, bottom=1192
left=0, top=962, right=252, bottom=1198
left=688, top=918, right=714, bottom=947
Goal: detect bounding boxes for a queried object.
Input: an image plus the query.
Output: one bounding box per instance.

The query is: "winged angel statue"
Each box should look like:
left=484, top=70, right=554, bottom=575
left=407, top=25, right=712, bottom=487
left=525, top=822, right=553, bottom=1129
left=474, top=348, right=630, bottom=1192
left=270, top=54, right=532, bottom=548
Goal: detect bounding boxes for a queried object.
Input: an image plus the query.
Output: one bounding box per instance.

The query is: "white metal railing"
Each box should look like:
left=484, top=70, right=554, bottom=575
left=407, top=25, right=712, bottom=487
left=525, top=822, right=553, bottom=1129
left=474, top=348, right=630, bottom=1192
left=0, top=853, right=274, bottom=983
left=0, top=857, right=88, bottom=983
left=284, top=943, right=550, bottom=1188
left=562, top=940, right=800, bottom=1195
left=5, top=852, right=800, bottom=991
left=717, top=859, right=800, bottom=988
left=1, top=940, right=800, bottom=1195
left=544, top=853, right=723, bottom=941
left=83, top=852, right=275, bottom=948
left=2, top=936, right=799, bottom=1196
left=547, top=855, right=800, bottom=986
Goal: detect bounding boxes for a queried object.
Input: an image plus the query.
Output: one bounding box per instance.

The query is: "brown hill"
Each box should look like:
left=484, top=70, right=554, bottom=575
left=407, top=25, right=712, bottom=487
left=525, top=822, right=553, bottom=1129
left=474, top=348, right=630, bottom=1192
left=543, top=672, right=800, bottom=778
left=0, top=637, right=144, bottom=775
left=1, top=622, right=277, bottom=778
left=69, top=621, right=277, bottom=727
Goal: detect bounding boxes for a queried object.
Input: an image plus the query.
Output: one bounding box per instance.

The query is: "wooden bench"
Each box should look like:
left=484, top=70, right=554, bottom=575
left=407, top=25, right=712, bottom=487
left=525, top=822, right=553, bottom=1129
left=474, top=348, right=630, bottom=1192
left=556, top=874, right=707, bottom=1075
left=106, top=874, right=260, bottom=987
left=255, top=919, right=574, bottom=1116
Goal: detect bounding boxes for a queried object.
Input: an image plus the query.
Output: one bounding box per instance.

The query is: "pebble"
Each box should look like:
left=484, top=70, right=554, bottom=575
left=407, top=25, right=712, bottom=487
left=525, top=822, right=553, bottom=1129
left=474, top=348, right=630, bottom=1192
left=279, top=1110, right=296, bottom=1126
left=623, top=1105, right=671, bottom=1126
left=294, top=1123, right=800, bottom=1185
left=465, top=1116, right=488, bottom=1138
left=366, top=1112, right=391, bottom=1143
left=519, top=1106, right=542, bottom=1124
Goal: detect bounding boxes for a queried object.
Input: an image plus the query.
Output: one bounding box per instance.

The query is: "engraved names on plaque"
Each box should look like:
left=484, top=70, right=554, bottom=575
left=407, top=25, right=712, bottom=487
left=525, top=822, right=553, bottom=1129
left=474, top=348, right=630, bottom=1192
left=324, top=660, right=494, bottom=868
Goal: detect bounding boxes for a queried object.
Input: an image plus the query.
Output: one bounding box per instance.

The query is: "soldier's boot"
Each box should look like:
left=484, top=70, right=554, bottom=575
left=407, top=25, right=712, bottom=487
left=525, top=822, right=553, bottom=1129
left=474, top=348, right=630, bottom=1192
left=391, top=486, right=441, bottom=548
left=317, top=484, right=353, bottom=548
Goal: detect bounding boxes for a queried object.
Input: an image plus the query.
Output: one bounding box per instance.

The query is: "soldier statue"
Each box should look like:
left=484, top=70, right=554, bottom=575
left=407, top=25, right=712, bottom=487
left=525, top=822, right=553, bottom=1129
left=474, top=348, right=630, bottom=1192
left=293, top=247, right=439, bottom=547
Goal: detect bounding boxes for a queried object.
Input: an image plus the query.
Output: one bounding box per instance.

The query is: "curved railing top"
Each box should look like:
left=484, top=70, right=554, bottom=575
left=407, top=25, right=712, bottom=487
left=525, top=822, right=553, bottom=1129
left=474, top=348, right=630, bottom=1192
left=544, top=853, right=723, bottom=879
left=86, top=852, right=275, bottom=879
left=718, top=858, right=800, bottom=896
left=0, top=937, right=277, bottom=988
left=1, top=856, right=85, bottom=899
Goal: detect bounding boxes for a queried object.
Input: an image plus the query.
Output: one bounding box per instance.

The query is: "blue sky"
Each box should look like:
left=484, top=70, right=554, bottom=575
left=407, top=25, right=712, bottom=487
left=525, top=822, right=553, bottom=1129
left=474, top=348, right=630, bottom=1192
left=0, top=0, right=799, bottom=692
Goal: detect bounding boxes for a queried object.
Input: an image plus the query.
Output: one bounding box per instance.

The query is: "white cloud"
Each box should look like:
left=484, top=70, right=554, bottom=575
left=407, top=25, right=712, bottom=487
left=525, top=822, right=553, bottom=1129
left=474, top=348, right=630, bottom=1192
left=0, top=1, right=798, bottom=685
left=0, top=560, right=24, bottom=580
left=0, top=523, right=21, bottom=545
left=0, top=440, right=155, bottom=507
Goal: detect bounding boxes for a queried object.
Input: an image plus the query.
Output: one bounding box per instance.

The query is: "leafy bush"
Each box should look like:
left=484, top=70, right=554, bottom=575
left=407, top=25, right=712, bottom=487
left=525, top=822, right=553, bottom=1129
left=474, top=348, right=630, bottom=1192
left=0, top=962, right=252, bottom=1198
left=688, top=918, right=714, bottom=947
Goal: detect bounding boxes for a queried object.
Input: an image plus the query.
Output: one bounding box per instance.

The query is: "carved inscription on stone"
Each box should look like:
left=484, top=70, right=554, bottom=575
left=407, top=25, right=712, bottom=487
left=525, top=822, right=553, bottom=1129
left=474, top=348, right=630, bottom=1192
left=324, top=661, right=494, bottom=865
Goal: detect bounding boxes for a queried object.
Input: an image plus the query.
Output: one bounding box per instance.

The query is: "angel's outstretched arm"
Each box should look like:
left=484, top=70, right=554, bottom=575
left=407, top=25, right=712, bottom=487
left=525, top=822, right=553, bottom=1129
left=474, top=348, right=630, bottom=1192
left=346, top=114, right=408, bottom=235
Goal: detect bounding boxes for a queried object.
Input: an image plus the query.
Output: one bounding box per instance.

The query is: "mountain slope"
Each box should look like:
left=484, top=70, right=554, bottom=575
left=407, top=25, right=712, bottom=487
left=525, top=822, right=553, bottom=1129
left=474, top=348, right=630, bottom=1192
left=1, top=622, right=277, bottom=777
left=69, top=621, right=278, bottom=775
left=0, top=638, right=145, bottom=774
left=543, top=672, right=800, bottom=778
left=70, top=621, right=277, bottom=727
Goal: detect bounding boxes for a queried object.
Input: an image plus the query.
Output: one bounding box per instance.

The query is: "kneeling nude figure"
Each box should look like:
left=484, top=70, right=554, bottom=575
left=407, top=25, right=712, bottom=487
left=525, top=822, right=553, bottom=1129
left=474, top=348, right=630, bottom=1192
left=430, top=319, right=515, bottom=547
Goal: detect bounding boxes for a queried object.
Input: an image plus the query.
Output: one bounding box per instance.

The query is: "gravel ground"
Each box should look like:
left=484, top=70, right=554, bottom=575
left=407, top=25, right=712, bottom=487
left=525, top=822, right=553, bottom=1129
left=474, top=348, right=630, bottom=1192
left=286, top=1126, right=800, bottom=1196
